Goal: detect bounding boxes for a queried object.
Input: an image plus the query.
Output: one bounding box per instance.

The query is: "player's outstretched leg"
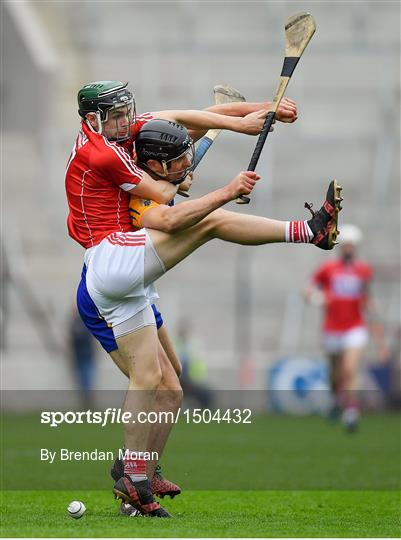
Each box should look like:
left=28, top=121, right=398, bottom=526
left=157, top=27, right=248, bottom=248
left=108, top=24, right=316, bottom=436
left=305, top=179, right=343, bottom=250
left=147, top=180, right=343, bottom=274
left=200, top=179, right=343, bottom=249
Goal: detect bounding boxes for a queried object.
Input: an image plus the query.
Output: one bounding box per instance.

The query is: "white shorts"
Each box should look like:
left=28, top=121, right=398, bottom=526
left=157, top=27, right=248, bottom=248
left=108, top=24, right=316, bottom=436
left=322, top=326, right=368, bottom=354
left=84, top=230, right=164, bottom=329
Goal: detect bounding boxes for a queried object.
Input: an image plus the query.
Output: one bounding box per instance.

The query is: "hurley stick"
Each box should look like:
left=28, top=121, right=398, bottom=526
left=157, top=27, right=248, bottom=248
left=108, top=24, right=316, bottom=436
left=236, top=12, right=316, bottom=204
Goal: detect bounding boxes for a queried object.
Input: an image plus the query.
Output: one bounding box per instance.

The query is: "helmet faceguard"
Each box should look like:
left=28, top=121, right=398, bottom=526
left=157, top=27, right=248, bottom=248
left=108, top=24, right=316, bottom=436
left=77, top=81, right=136, bottom=141
left=136, top=119, right=195, bottom=183
left=157, top=145, right=195, bottom=184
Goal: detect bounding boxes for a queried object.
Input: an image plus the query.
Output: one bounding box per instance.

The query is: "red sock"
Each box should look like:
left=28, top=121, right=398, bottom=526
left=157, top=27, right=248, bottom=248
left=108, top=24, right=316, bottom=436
left=123, top=450, right=147, bottom=482
left=285, top=221, right=313, bottom=243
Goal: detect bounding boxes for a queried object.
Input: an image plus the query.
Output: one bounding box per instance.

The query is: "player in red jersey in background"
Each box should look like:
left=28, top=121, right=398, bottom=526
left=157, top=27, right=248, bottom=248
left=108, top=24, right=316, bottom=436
left=305, top=224, right=389, bottom=431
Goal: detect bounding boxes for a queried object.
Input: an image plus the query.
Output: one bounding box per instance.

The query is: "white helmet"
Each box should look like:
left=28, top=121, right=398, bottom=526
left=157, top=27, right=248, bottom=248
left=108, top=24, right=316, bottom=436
left=340, top=224, right=363, bottom=245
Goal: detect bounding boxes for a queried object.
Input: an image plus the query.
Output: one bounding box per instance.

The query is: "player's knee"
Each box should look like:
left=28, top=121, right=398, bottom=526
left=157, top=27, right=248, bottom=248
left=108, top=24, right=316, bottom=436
left=133, top=365, right=162, bottom=389
left=159, top=373, right=183, bottom=393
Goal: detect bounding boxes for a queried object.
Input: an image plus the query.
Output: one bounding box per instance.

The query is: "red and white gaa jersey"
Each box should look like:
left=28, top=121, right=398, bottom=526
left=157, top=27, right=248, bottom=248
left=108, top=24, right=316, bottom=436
left=65, top=113, right=153, bottom=248
left=312, top=258, right=373, bottom=332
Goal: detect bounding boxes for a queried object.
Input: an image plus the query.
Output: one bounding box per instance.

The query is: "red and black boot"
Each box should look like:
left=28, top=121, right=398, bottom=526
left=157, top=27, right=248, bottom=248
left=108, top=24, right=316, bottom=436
left=151, top=465, right=181, bottom=499
left=111, top=456, right=179, bottom=516
left=306, top=179, right=343, bottom=250
left=111, top=456, right=181, bottom=498
left=113, top=476, right=172, bottom=518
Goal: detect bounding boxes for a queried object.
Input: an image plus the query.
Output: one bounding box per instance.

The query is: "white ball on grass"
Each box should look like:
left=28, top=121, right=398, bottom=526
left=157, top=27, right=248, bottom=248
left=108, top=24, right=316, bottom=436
left=67, top=500, right=86, bottom=519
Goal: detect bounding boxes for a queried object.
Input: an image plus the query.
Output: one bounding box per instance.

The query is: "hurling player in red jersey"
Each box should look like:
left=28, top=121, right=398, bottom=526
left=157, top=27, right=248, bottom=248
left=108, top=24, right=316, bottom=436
left=306, top=224, right=388, bottom=431
left=67, top=81, right=303, bottom=517
left=67, top=81, right=300, bottom=517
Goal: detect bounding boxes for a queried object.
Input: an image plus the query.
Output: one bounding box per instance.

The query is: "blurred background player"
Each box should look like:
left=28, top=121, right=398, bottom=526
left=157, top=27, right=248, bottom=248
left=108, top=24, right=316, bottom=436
left=305, top=224, right=389, bottom=432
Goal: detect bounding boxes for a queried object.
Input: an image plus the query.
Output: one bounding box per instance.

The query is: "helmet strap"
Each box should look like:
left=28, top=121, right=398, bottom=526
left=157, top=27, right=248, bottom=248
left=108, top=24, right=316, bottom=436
left=161, top=161, right=169, bottom=177
left=85, top=113, right=103, bottom=135
left=96, top=112, right=103, bottom=135
left=140, top=161, right=187, bottom=185
left=161, top=160, right=189, bottom=184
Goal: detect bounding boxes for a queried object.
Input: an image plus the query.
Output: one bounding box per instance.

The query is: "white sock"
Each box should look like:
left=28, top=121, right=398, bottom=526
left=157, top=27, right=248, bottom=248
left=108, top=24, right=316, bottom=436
left=285, top=220, right=314, bottom=243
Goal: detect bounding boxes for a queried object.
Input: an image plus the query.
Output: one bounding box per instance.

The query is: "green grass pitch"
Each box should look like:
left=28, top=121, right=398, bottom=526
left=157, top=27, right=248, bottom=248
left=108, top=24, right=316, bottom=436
left=1, top=412, right=400, bottom=536
left=1, top=490, right=400, bottom=537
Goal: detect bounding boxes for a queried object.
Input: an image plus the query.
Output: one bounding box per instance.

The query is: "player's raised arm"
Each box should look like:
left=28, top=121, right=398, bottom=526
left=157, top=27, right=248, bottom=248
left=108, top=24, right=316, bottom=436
left=204, top=97, right=298, bottom=123
left=153, top=108, right=269, bottom=136
left=140, top=171, right=260, bottom=233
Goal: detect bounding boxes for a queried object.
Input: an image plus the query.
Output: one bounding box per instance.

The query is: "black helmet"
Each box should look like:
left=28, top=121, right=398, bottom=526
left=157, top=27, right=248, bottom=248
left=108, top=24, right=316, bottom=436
left=135, top=119, right=195, bottom=182
left=136, top=119, right=193, bottom=164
